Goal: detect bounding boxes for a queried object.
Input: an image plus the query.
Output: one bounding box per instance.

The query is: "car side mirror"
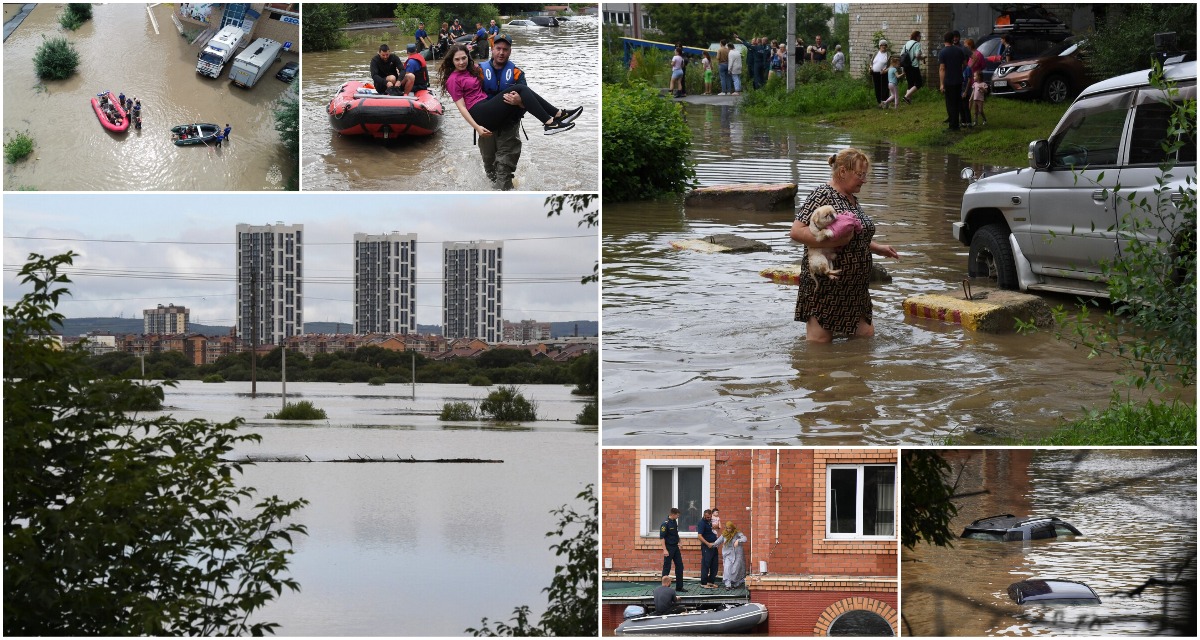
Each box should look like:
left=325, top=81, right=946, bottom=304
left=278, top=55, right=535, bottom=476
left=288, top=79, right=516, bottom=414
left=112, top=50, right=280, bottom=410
left=1029, top=140, right=1050, bottom=169
left=960, top=167, right=976, bottom=182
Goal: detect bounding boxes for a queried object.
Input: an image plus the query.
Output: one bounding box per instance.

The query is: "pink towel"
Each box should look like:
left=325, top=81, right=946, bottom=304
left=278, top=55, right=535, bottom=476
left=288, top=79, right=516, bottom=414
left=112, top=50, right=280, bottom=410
left=825, top=212, right=863, bottom=242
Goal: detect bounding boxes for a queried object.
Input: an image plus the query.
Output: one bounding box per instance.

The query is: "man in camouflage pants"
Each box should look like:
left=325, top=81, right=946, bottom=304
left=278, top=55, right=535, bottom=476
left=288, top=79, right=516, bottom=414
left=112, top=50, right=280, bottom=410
left=477, top=33, right=525, bottom=190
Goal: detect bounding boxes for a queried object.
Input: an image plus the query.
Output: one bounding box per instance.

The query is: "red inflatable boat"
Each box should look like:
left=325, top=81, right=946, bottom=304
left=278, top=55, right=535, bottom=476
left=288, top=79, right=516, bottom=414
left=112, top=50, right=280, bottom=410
left=327, top=80, right=444, bottom=139
left=90, top=91, right=129, bottom=132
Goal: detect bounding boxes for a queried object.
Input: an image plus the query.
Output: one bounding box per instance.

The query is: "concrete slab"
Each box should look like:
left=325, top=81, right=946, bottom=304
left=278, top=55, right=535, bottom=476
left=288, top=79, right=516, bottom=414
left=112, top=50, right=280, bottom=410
left=672, top=234, right=772, bottom=254
left=760, top=263, right=893, bottom=285
left=903, top=288, right=1053, bottom=333
left=684, top=182, right=797, bottom=211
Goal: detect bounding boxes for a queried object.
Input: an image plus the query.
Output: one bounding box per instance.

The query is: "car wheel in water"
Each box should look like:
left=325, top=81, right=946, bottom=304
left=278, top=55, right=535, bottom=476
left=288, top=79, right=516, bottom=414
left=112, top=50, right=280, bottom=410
left=968, top=223, right=1019, bottom=289
left=1043, top=75, right=1070, bottom=104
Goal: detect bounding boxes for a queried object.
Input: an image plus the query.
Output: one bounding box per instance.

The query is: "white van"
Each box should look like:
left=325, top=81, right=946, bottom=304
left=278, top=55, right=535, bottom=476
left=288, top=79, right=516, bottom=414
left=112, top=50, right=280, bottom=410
left=953, top=61, right=1195, bottom=296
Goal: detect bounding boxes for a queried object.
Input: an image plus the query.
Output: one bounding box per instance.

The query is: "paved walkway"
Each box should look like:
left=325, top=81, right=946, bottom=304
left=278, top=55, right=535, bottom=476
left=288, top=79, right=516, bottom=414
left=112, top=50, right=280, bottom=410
left=4, top=3, right=36, bottom=42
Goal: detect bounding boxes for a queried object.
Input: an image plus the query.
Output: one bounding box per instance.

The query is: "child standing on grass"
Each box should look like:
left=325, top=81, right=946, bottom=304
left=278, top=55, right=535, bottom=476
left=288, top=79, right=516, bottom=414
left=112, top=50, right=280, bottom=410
left=880, top=56, right=903, bottom=109
left=970, top=70, right=989, bottom=125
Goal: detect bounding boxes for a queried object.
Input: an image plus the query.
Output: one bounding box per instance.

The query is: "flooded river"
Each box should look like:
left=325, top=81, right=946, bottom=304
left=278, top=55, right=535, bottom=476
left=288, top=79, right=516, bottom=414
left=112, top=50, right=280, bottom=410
left=147, top=380, right=595, bottom=636
left=902, top=449, right=1196, bottom=636
left=2, top=3, right=297, bottom=190
left=602, top=103, right=1191, bottom=446
left=301, top=18, right=599, bottom=191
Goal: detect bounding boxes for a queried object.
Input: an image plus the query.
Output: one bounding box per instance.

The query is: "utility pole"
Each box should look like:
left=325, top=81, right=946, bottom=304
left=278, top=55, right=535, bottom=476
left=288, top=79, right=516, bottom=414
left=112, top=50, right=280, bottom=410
left=787, top=3, right=796, bottom=93
left=281, top=339, right=287, bottom=410
left=250, top=270, right=257, bottom=399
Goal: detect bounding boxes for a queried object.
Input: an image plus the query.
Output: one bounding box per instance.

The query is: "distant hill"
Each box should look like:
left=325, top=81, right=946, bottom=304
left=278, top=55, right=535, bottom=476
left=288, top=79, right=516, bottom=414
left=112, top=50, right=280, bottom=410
left=60, top=318, right=599, bottom=338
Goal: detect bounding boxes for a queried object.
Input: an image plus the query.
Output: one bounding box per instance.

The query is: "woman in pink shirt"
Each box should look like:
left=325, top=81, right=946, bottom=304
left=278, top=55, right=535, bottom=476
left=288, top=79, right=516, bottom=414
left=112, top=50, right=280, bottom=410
left=438, top=45, right=581, bottom=136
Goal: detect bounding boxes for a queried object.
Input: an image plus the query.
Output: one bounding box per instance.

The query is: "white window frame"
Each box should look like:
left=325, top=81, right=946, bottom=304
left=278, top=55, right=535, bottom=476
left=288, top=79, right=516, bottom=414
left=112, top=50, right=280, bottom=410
left=640, top=459, right=710, bottom=538
left=826, top=464, right=896, bottom=540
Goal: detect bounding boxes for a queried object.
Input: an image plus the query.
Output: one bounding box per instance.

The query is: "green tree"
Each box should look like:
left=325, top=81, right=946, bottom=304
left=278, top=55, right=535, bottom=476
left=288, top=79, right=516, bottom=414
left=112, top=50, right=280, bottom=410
left=646, top=3, right=833, bottom=45
left=4, top=253, right=307, bottom=636
left=900, top=451, right=959, bottom=550
left=546, top=194, right=599, bottom=284
left=468, top=485, right=597, bottom=636
left=301, top=2, right=348, bottom=52
left=1086, top=5, right=1196, bottom=80
left=274, top=94, right=299, bottom=190
left=33, top=35, right=80, bottom=80
left=568, top=350, right=598, bottom=396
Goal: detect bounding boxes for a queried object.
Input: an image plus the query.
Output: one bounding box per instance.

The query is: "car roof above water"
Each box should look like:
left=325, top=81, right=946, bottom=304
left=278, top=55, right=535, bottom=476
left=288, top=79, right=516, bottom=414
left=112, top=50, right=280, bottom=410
left=961, top=514, right=1082, bottom=541
left=1008, top=579, right=1102, bottom=605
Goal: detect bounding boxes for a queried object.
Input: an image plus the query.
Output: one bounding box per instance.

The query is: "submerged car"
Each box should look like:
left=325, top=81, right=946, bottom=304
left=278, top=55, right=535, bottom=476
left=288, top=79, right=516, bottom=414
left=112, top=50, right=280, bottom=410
left=1008, top=579, right=1101, bottom=605
left=961, top=514, right=1082, bottom=541
left=275, top=61, right=298, bottom=82
left=954, top=60, right=1196, bottom=297
left=992, top=37, right=1091, bottom=104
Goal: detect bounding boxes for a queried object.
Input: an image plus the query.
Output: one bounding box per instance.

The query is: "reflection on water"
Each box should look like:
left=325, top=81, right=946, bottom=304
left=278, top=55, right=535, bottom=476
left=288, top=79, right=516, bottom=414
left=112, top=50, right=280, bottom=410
left=301, top=19, right=599, bottom=191
left=150, top=381, right=595, bottom=636
left=2, top=4, right=297, bottom=190
left=601, top=103, right=1188, bottom=445
left=902, top=450, right=1196, bottom=636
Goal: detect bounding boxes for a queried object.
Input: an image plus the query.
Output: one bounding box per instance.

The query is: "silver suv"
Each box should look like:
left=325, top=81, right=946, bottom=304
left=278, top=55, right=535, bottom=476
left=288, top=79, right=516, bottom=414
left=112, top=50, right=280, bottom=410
left=953, top=61, right=1196, bottom=297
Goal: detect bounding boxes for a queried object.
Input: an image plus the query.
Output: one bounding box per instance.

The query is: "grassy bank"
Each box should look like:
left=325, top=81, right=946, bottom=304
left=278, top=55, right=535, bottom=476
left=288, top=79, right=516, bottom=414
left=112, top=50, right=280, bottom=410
left=742, top=75, right=1070, bottom=167
left=1024, top=397, right=1196, bottom=445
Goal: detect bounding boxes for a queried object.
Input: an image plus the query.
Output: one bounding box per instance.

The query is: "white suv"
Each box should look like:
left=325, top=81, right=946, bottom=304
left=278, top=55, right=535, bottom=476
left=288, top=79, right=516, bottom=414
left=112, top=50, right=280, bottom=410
left=953, top=61, right=1195, bottom=297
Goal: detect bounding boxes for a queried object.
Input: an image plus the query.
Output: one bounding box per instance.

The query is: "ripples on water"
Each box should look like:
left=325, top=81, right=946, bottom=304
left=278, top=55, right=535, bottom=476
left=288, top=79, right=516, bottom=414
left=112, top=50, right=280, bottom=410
left=602, top=103, right=1188, bottom=446
left=301, top=18, right=599, bottom=191
left=3, top=3, right=297, bottom=190
left=902, top=450, right=1196, bottom=636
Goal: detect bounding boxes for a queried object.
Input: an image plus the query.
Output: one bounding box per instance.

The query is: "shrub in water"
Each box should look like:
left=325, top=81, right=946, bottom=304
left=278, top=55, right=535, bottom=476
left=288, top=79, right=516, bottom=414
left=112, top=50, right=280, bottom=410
left=468, top=374, right=493, bottom=387
left=602, top=80, right=695, bottom=202
left=439, top=401, right=477, bottom=421
left=34, top=35, right=80, bottom=80
left=201, top=373, right=225, bottom=383
left=575, top=401, right=598, bottom=426
left=4, top=132, right=34, bottom=164
left=267, top=400, right=327, bottom=420
left=479, top=385, right=538, bottom=422
left=59, top=4, right=92, bottom=31
left=368, top=376, right=386, bottom=386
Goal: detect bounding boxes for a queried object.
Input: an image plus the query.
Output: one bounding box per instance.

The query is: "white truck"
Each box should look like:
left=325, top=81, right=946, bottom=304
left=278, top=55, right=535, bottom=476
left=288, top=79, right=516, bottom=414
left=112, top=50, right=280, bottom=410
left=196, top=25, right=245, bottom=78
left=228, top=37, right=283, bottom=89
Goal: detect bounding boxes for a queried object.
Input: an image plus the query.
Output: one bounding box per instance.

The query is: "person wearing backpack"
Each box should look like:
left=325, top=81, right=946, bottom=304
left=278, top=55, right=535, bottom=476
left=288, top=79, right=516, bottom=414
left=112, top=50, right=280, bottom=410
left=900, top=31, right=924, bottom=104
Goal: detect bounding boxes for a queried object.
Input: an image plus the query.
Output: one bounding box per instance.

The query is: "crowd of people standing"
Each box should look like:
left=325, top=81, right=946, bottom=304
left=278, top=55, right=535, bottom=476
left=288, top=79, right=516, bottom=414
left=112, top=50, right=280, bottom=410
left=674, top=32, right=848, bottom=97
left=658, top=505, right=748, bottom=604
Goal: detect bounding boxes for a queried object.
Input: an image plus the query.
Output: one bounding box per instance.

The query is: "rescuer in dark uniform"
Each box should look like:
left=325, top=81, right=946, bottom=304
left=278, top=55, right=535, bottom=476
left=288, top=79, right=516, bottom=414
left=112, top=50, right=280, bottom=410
left=660, top=507, right=686, bottom=592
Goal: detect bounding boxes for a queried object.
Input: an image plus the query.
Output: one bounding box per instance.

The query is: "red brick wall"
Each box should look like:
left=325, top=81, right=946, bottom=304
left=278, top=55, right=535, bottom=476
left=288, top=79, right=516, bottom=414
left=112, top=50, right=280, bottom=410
left=603, top=449, right=897, bottom=577
left=755, top=590, right=898, bottom=636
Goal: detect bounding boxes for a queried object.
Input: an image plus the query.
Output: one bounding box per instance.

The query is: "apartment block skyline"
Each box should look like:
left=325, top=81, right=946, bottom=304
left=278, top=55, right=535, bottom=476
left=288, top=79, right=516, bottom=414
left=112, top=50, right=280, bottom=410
left=236, top=222, right=303, bottom=346
left=143, top=303, right=189, bottom=335
left=353, top=232, right=417, bottom=335
left=442, top=241, right=503, bottom=342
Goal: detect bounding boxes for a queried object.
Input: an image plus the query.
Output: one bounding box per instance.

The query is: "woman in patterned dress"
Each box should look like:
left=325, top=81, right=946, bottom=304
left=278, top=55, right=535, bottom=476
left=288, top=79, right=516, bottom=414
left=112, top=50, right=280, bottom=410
left=789, top=148, right=899, bottom=342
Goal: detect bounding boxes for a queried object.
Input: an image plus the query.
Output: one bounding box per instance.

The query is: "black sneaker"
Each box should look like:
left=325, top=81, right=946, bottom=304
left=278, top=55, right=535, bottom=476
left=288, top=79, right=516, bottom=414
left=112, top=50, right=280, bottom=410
left=555, top=106, right=584, bottom=125
left=544, top=120, right=575, bottom=135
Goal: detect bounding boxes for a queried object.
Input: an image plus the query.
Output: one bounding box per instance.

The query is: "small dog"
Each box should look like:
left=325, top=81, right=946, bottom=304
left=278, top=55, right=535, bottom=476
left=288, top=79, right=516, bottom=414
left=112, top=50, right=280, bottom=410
left=806, top=205, right=843, bottom=288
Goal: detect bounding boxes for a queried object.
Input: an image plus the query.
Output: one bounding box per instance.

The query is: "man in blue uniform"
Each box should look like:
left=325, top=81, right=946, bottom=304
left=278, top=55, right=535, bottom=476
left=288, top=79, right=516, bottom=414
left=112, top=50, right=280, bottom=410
left=697, top=509, right=719, bottom=589
left=414, top=21, right=431, bottom=53
left=660, top=507, right=686, bottom=592
left=477, top=33, right=525, bottom=190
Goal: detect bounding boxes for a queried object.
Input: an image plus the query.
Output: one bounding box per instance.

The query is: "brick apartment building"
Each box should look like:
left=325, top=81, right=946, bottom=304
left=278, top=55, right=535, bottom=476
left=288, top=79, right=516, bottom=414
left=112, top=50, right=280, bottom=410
left=602, top=448, right=898, bottom=636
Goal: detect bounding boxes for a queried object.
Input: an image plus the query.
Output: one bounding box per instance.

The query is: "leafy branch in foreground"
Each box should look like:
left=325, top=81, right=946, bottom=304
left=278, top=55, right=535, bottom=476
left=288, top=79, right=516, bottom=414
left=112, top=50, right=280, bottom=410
left=4, top=252, right=307, bottom=636
left=467, top=484, right=598, bottom=636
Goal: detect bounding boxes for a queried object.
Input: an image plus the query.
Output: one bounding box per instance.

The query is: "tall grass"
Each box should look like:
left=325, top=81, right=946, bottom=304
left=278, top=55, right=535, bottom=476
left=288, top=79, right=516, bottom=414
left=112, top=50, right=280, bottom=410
left=5, top=132, right=34, bottom=164
left=266, top=400, right=328, bottom=420
left=1027, top=396, right=1195, bottom=446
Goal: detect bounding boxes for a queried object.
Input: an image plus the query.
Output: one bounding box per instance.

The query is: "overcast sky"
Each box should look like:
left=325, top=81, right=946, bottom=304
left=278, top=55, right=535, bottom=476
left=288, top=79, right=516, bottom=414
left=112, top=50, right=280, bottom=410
left=3, top=193, right=598, bottom=328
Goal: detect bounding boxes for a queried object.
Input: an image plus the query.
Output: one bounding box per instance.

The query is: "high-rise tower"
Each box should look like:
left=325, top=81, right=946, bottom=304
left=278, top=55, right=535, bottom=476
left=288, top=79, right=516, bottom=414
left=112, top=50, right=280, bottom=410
left=354, top=232, right=417, bottom=334
left=236, top=223, right=303, bottom=346
left=442, top=240, right=502, bottom=341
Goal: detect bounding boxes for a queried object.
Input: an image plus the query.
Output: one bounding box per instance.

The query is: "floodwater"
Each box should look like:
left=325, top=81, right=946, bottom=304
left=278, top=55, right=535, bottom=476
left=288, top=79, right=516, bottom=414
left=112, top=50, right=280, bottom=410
left=301, top=18, right=599, bottom=192
left=602, top=103, right=1192, bottom=446
left=147, top=380, right=596, bottom=636
left=2, top=3, right=298, bottom=190
left=902, top=449, right=1196, bottom=636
